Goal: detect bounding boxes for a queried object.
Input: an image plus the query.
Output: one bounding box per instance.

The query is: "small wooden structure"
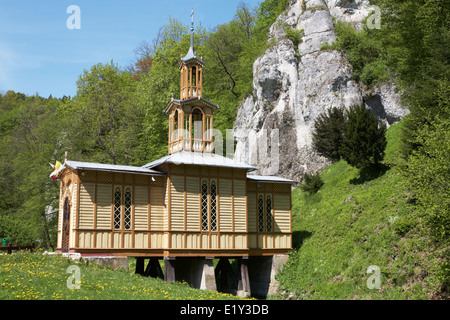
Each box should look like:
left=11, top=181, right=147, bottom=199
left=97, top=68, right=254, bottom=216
left=0, top=243, right=35, bottom=255
left=55, top=12, right=293, bottom=297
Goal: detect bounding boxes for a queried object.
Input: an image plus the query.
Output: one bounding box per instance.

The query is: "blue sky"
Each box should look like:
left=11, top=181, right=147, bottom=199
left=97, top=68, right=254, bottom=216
left=0, top=0, right=261, bottom=98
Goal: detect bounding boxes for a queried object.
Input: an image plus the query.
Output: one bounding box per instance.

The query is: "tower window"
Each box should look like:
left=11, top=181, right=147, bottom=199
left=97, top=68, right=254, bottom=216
left=192, top=108, right=203, bottom=150
left=174, top=110, right=179, bottom=140
left=192, top=66, right=197, bottom=86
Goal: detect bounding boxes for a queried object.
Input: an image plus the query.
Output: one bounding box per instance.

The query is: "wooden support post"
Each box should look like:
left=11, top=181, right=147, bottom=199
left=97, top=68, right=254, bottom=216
left=164, top=257, right=176, bottom=283
left=237, top=257, right=251, bottom=298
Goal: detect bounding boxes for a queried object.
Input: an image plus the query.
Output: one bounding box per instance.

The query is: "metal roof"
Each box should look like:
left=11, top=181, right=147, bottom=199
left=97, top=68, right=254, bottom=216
left=165, top=97, right=219, bottom=113
left=247, top=174, right=296, bottom=184
left=65, top=160, right=164, bottom=176
left=143, top=151, right=257, bottom=171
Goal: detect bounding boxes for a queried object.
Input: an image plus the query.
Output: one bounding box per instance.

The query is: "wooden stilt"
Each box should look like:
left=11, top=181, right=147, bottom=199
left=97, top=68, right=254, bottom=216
left=237, top=257, right=251, bottom=298
left=135, top=257, right=145, bottom=276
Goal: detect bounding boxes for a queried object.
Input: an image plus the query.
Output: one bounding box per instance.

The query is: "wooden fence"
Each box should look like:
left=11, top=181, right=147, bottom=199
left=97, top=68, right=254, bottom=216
left=0, top=243, right=35, bottom=255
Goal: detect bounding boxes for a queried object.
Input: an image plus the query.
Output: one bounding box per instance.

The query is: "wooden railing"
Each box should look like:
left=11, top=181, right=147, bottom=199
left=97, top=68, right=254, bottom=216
left=0, top=243, right=35, bottom=255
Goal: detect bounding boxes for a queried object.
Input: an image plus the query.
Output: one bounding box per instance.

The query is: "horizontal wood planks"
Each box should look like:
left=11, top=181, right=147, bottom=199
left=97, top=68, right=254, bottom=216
left=58, top=164, right=292, bottom=256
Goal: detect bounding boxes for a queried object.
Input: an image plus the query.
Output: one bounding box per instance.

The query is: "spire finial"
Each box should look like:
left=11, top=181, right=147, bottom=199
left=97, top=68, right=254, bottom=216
left=190, top=8, right=194, bottom=49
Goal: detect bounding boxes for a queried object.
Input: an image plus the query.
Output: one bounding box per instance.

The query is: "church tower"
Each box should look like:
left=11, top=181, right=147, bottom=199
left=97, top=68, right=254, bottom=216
left=166, top=9, right=219, bottom=155
left=180, top=9, right=204, bottom=100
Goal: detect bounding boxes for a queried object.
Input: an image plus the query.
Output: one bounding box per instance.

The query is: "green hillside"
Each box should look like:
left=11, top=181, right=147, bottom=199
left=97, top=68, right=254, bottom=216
left=276, top=121, right=444, bottom=300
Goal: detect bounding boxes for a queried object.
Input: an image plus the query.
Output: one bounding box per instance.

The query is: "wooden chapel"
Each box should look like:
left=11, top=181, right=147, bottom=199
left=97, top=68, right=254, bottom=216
left=54, top=11, right=293, bottom=296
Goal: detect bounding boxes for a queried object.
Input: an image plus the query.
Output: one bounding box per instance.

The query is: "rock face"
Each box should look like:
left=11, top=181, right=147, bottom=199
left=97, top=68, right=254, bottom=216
left=233, top=0, right=408, bottom=183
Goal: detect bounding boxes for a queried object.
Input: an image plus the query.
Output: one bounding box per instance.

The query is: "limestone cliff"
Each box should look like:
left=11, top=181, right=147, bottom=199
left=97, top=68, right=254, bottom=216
left=233, top=0, right=409, bottom=183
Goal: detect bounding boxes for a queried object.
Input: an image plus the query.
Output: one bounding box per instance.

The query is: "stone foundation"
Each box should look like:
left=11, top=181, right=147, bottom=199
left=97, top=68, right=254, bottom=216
left=135, top=255, right=288, bottom=298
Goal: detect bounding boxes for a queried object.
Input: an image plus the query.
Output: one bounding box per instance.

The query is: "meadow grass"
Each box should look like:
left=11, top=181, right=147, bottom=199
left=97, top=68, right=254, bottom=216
left=0, top=250, right=243, bottom=300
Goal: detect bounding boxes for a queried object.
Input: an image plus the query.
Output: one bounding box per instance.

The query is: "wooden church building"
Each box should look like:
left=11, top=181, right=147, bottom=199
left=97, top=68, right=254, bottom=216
left=54, top=12, right=293, bottom=297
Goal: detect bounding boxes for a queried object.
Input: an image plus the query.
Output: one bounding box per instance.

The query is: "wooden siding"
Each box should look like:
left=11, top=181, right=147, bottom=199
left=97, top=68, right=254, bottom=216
left=79, top=183, right=95, bottom=229
left=233, top=180, right=246, bottom=232
left=218, top=179, right=233, bottom=231
left=186, top=176, right=200, bottom=231
left=170, top=175, right=185, bottom=231
left=59, top=165, right=291, bottom=255
left=247, top=192, right=257, bottom=232
left=134, top=186, right=148, bottom=230
left=274, top=193, right=291, bottom=233
left=96, top=184, right=112, bottom=229
left=150, top=186, right=166, bottom=230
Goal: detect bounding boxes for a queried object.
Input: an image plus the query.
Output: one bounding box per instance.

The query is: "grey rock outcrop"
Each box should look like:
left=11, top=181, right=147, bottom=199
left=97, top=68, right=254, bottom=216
left=233, top=0, right=408, bottom=183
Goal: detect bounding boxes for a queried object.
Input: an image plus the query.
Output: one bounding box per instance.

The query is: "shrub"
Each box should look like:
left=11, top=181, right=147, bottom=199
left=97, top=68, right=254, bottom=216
left=339, top=105, right=387, bottom=169
left=312, top=107, right=346, bottom=162
left=320, top=20, right=387, bottom=88
left=300, top=172, right=324, bottom=194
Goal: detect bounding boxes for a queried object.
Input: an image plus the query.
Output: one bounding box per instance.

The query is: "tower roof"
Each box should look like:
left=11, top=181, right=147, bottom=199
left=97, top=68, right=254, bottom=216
left=181, top=9, right=205, bottom=66
left=165, top=97, right=219, bottom=113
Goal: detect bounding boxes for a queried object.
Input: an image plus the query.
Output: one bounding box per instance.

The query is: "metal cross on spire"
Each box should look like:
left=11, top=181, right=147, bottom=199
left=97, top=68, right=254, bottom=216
left=190, top=8, right=194, bottom=48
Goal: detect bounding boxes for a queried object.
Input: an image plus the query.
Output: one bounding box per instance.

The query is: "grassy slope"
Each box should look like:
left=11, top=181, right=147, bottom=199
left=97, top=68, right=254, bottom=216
left=276, top=121, right=432, bottom=300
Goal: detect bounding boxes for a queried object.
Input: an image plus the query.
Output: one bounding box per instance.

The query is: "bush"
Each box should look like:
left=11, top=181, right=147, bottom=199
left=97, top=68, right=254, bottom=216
left=340, top=105, right=387, bottom=169
left=320, top=20, right=387, bottom=88
left=300, top=172, right=324, bottom=194
left=312, top=107, right=346, bottom=162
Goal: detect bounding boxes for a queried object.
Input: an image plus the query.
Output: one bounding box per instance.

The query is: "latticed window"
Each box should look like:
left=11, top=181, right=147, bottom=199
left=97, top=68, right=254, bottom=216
left=210, top=181, right=217, bottom=232
left=266, top=195, right=272, bottom=233
left=124, top=187, right=132, bottom=230
left=258, top=195, right=264, bottom=232
left=201, top=179, right=218, bottom=232
left=201, top=180, right=209, bottom=231
left=113, top=187, right=122, bottom=230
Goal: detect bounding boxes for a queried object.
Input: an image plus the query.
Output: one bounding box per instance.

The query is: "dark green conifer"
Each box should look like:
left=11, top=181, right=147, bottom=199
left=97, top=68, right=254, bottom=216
left=339, top=105, right=387, bottom=168
left=312, top=107, right=346, bottom=162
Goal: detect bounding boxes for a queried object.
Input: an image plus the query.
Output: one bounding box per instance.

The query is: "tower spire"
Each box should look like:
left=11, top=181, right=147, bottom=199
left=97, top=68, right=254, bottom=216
left=182, top=8, right=201, bottom=63
left=190, top=8, right=194, bottom=49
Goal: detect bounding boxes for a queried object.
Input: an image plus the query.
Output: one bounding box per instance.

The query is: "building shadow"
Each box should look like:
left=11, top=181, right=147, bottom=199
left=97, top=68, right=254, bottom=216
left=292, top=230, right=313, bottom=250
left=349, top=164, right=390, bottom=185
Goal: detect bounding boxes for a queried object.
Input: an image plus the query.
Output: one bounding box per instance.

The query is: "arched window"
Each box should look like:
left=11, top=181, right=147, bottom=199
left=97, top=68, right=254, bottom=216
left=192, top=66, right=197, bottom=86
left=210, top=181, right=217, bottom=232
left=114, top=187, right=122, bottom=230
left=192, top=108, right=203, bottom=150
left=258, top=195, right=264, bottom=232
left=266, top=195, right=272, bottom=233
left=174, top=110, right=179, bottom=140
left=124, top=187, right=132, bottom=230
left=201, top=180, right=209, bottom=231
